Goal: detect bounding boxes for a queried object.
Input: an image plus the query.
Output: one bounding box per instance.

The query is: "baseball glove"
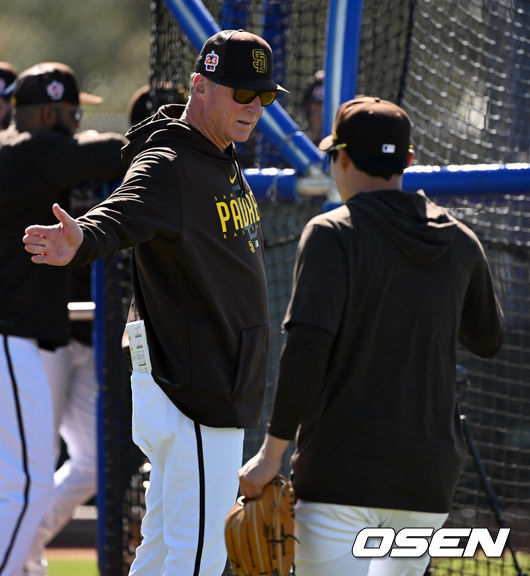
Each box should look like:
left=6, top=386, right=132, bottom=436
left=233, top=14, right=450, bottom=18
left=225, top=474, right=296, bottom=576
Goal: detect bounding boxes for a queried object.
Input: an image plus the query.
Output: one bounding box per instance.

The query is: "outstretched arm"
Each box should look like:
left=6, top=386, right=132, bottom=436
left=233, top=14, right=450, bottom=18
left=23, top=203, right=83, bottom=266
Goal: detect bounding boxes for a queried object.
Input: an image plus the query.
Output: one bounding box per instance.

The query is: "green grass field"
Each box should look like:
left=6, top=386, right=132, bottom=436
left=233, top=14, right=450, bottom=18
left=430, top=553, right=530, bottom=576
left=48, top=559, right=98, bottom=576
left=48, top=553, right=529, bottom=576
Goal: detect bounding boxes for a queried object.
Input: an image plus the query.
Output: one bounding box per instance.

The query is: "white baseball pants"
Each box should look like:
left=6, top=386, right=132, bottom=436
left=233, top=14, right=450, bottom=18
left=294, top=500, right=448, bottom=576
left=129, top=371, right=244, bottom=576
left=24, top=340, right=98, bottom=576
left=0, top=336, right=54, bottom=576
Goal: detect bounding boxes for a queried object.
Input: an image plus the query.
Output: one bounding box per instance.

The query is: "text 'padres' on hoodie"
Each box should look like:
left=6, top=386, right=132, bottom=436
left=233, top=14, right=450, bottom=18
left=73, top=104, right=270, bottom=428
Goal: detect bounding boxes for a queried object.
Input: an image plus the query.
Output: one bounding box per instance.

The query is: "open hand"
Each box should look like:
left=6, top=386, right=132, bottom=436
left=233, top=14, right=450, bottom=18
left=23, top=203, right=83, bottom=266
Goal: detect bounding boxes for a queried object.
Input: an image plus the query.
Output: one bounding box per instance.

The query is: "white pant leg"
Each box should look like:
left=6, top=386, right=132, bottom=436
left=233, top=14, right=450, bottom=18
left=294, top=501, right=448, bottom=576
left=26, top=340, right=98, bottom=572
left=0, top=336, right=54, bottom=576
left=365, top=508, right=448, bottom=576
left=192, top=425, right=244, bottom=575
left=52, top=341, right=97, bottom=522
left=39, top=345, right=70, bottom=457
left=129, top=371, right=243, bottom=576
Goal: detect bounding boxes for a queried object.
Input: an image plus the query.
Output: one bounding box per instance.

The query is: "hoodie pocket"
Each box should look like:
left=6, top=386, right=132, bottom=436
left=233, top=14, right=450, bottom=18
left=231, top=324, right=269, bottom=400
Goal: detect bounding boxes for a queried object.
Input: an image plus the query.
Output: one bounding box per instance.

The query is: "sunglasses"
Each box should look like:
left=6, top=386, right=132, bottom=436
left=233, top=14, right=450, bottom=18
left=233, top=88, right=277, bottom=107
left=326, top=142, right=347, bottom=162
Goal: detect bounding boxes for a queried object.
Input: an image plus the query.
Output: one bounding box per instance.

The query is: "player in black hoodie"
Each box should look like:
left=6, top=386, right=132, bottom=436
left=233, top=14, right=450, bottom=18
left=0, top=62, right=125, bottom=576
left=24, top=31, right=288, bottom=576
left=239, top=97, right=503, bottom=576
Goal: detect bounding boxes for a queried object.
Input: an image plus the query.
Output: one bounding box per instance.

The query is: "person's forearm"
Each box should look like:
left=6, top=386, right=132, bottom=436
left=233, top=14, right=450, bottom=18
left=260, top=433, right=291, bottom=462
left=238, top=433, right=290, bottom=498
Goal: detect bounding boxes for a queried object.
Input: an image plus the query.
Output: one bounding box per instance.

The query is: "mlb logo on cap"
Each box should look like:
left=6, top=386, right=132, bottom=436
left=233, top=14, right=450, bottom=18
left=319, top=96, right=411, bottom=162
left=46, top=80, right=65, bottom=101
left=0, top=62, right=18, bottom=99
left=11, top=62, right=103, bottom=107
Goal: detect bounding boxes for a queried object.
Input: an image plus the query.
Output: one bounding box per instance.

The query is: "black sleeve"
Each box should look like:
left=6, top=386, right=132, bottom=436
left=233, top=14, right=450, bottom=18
left=46, top=130, right=127, bottom=189
left=72, top=147, right=181, bottom=265
left=459, top=242, right=504, bottom=358
left=283, top=221, right=347, bottom=335
left=267, top=322, right=334, bottom=440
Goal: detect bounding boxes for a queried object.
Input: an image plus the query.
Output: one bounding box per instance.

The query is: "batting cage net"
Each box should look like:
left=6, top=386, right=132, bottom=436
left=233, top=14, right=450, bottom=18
left=94, top=1, right=529, bottom=575
left=149, top=0, right=529, bottom=166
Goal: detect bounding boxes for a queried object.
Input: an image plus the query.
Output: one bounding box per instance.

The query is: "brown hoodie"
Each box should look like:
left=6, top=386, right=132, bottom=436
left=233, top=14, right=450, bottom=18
left=270, top=188, right=503, bottom=512
left=73, top=105, right=270, bottom=427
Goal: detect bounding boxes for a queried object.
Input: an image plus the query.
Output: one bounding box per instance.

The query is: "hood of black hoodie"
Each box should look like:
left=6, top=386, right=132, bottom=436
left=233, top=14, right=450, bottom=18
left=349, top=189, right=458, bottom=267
left=122, top=103, right=232, bottom=169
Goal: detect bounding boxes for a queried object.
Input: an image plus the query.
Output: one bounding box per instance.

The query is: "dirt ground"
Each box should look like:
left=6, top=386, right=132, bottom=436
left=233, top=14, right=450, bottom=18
left=46, top=548, right=97, bottom=560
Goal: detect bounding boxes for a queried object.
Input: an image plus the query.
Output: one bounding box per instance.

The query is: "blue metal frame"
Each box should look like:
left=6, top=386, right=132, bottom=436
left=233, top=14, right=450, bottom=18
left=246, top=164, right=530, bottom=201
left=321, top=164, right=530, bottom=211
left=403, top=164, right=530, bottom=196
left=93, top=256, right=107, bottom=575
left=323, top=0, right=364, bottom=137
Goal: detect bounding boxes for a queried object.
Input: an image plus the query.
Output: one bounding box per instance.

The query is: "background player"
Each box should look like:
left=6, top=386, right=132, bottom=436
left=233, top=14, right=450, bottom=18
left=0, top=62, right=18, bottom=129
left=0, top=62, right=126, bottom=576
left=239, top=96, right=504, bottom=576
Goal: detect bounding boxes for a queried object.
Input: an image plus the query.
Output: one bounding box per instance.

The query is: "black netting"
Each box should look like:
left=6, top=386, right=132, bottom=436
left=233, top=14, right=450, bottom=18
left=358, top=0, right=529, bottom=165
left=150, top=0, right=529, bottom=168
left=429, top=193, right=530, bottom=575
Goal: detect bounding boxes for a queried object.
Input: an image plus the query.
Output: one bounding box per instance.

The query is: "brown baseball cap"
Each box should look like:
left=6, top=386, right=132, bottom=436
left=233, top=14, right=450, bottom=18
left=0, top=62, right=18, bottom=99
left=319, top=96, right=411, bottom=164
left=10, top=62, right=103, bottom=107
left=195, top=29, right=288, bottom=93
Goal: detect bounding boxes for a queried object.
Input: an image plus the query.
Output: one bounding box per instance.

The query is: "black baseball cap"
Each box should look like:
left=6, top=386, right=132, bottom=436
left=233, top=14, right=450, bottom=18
left=195, top=30, right=288, bottom=93
left=127, top=83, right=188, bottom=125
left=319, top=96, right=411, bottom=164
left=0, top=62, right=18, bottom=99
left=9, top=62, right=103, bottom=107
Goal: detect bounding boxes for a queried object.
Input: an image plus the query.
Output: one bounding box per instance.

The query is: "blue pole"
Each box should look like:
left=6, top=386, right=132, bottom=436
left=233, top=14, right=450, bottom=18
left=93, top=181, right=119, bottom=574
left=323, top=164, right=530, bottom=211
left=256, top=0, right=291, bottom=167
left=260, top=0, right=290, bottom=93
left=244, top=168, right=298, bottom=200
left=260, top=103, right=324, bottom=172
left=164, top=0, right=324, bottom=173
left=402, top=164, right=530, bottom=196
left=323, top=0, right=364, bottom=137
left=93, top=257, right=107, bottom=575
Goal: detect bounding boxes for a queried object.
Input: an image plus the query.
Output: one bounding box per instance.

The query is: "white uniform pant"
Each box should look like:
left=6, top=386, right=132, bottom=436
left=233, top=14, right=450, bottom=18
left=294, top=501, right=448, bottom=576
left=129, top=371, right=244, bottom=576
left=0, top=336, right=54, bottom=576
left=24, top=340, right=98, bottom=574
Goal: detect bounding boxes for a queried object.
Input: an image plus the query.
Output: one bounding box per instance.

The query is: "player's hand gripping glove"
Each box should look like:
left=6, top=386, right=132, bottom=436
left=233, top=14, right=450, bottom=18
left=225, top=474, right=296, bottom=576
